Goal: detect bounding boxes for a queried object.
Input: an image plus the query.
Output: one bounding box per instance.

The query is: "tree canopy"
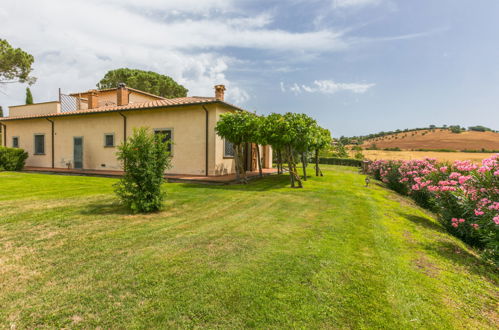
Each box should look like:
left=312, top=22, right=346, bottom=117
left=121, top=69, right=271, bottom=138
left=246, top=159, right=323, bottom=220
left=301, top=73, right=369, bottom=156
left=0, top=39, right=36, bottom=85
left=97, top=68, right=188, bottom=98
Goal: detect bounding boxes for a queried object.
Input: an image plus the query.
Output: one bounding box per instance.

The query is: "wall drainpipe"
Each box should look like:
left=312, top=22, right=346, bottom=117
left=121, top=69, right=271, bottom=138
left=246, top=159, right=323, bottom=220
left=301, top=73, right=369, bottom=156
left=1, top=123, right=6, bottom=147
left=118, top=112, right=127, bottom=142
left=201, top=106, right=209, bottom=176
left=45, top=118, right=55, bottom=168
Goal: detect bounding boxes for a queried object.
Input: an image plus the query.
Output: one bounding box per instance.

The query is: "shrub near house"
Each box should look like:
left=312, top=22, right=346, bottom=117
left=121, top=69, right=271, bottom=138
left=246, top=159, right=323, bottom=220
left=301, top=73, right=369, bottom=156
left=0, top=146, right=28, bottom=171
left=368, top=154, right=499, bottom=264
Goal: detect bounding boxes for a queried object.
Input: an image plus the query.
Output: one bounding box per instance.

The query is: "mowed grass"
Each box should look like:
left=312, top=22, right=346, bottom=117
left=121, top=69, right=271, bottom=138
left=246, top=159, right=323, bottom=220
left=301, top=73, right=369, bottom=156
left=0, top=167, right=497, bottom=328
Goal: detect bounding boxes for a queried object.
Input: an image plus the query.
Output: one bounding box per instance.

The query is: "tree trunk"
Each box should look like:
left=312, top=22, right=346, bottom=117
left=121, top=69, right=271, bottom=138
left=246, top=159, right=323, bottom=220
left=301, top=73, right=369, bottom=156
left=277, top=149, right=282, bottom=174
left=315, top=149, right=319, bottom=176
left=301, top=152, right=307, bottom=181
left=238, top=145, right=247, bottom=183
left=233, top=144, right=240, bottom=182
left=288, top=145, right=303, bottom=188
left=256, top=144, right=263, bottom=177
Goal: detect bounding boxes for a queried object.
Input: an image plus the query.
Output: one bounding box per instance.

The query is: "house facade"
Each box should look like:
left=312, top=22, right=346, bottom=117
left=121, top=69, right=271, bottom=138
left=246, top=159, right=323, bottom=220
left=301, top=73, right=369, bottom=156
left=0, top=84, right=272, bottom=176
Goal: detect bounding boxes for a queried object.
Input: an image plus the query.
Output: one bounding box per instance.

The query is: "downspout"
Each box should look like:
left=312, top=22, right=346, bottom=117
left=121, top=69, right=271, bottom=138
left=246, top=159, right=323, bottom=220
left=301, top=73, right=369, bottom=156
left=201, top=106, right=209, bottom=176
left=118, top=112, right=127, bottom=141
left=1, top=123, right=5, bottom=147
left=45, top=118, right=55, bottom=168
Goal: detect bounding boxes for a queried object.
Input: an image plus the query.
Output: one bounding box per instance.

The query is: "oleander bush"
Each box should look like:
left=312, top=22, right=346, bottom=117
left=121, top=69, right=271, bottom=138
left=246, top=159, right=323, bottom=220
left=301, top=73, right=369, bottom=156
left=368, top=154, right=499, bottom=265
left=0, top=146, right=28, bottom=171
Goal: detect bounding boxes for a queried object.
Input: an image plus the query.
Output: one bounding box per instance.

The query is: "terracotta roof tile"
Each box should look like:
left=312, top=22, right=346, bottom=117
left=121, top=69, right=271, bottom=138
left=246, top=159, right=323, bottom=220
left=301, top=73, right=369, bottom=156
left=0, top=97, right=245, bottom=121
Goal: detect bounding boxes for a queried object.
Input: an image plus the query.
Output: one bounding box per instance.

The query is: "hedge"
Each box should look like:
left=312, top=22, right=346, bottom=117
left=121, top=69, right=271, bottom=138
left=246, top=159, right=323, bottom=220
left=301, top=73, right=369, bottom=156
left=318, top=157, right=363, bottom=167
left=0, top=147, right=28, bottom=171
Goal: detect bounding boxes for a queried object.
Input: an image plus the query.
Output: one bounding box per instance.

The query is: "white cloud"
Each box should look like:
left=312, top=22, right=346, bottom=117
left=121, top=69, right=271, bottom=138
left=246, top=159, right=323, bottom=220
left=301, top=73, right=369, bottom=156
left=0, top=0, right=352, bottom=113
left=282, top=80, right=375, bottom=95
left=333, top=0, right=382, bottom=9
left=289, top=83, right=302, bottom=95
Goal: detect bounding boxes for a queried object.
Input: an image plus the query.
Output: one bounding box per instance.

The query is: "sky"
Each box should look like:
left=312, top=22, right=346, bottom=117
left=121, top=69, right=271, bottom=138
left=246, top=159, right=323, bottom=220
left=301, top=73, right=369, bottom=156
left=1, top=0, right=498, bottom=137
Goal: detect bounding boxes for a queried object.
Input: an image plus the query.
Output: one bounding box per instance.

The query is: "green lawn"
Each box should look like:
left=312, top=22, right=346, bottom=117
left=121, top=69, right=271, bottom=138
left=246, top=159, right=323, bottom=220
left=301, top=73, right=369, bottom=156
left=0, top=166, right=497, bottom=328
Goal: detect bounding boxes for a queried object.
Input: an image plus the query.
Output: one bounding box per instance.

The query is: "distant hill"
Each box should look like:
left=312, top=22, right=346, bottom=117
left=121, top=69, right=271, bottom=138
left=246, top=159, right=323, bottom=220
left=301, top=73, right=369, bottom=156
left=361, top=129, right=499, bottom=151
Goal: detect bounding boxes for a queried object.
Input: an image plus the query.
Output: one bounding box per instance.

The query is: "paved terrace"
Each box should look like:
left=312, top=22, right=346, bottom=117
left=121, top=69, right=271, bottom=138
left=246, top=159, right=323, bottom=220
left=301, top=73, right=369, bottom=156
left=22, top=167, right=278, bottom=184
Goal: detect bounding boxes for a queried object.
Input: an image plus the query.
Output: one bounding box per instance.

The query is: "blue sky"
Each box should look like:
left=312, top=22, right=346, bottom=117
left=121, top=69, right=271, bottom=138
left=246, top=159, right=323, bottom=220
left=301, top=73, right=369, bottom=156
left=1, top=0, right=498, bottom=136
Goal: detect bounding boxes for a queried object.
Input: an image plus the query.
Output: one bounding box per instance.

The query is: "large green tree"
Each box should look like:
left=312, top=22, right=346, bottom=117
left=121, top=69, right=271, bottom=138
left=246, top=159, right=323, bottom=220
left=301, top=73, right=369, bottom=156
left=25, top=87, right=33, bottom=104
left=0, top=39, right=36, bottom=85
left=215, top=111, right=255, bottom=183
left=97, top=68, right=188, bottom=98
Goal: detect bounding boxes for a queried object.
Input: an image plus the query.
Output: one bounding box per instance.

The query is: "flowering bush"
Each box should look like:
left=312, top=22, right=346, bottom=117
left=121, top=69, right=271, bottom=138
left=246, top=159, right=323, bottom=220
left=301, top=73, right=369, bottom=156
left=368, top=154, right=499, bottom=265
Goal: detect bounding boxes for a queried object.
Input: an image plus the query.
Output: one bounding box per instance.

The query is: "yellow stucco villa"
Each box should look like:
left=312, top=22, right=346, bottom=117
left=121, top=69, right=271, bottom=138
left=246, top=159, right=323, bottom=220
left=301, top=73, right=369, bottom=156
left=0, top=84, right=272, bottom=176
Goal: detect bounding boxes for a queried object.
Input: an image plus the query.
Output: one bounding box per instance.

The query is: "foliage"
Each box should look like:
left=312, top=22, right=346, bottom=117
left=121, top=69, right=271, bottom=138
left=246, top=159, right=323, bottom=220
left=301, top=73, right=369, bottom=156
left=97, top=68, right=188, bottom=98
left=0, top=39, right=36, bottom=85
left=331, top=142, right=348, bottom=158
left=0, top=146, right=28, bottom=171
left=351, top=145, right=364, bottom=160
left=25, top=87, right=33, bottom=104
left=115, top=127, right=171, bottom=213
left=319, top=157, right=362, bottom=167
left=468, top=125, right=492, bottom=132
left=368, top=155, right=499, bottom=265
left=215, top=111, right=256, bottom=183
left=449, top=125, right=462, bottom=134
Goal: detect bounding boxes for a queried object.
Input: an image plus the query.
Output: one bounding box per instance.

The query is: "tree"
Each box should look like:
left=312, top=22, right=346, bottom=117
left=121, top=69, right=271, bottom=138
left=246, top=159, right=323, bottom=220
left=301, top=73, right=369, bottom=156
left=114, top=127, right=172, bottom=213
left=310, top=127, right=332, bottom=176
left=0, top=39, right=36, bottom=85
left=215, top=111, right=255, bottom=183
left=25, top=87, right=33, bottom=104
left=97, top=68, right=188, bottom=98
left=261, top=113, right=287, bottom=175
left=246, top=114, right=266, bottom=177
left=332, top=142, right=348, bottom=158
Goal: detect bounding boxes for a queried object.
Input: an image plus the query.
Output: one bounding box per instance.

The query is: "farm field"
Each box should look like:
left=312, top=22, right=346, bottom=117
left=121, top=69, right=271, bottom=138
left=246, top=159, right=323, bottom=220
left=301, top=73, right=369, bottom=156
left=362, top=129, right=499, bottom=151
left=0, top=167, right=497, bottom=328
left=356, top=150, right=497, bottom=163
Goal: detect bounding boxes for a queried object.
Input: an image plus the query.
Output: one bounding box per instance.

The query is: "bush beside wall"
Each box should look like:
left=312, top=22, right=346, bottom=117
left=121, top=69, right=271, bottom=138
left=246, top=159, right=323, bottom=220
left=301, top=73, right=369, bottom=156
left=0, top=147, right=28, bottom=171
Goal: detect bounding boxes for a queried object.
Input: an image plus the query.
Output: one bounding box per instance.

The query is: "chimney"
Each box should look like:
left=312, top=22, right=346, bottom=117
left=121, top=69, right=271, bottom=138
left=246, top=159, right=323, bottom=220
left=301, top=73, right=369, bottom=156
left=117, top=83, right=129, bottom=106
left=87, top=90, right=99, bottom=109
left=214, top=84, right=226, bottom=101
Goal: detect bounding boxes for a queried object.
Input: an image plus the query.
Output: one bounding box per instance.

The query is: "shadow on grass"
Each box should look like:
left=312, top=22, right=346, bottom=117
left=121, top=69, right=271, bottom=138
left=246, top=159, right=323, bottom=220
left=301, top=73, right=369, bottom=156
left=398, top=212, right=446, bottom=234
left=80, top=202, right=129, bottom=216
left=177, top=174, right=294, bottom=192
left=424, top=240, right=498, bottom=280
left=399, top=213, right=498, bottom=278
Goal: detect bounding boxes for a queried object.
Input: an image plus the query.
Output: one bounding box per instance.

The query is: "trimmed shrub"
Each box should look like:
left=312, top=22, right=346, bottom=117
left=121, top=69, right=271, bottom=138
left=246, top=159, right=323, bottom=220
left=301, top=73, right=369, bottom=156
left=0, top=147, right=28, bottom=171
left=319, top=157, right=363, bottom=167
left=114, top=128, right=172, bottom=213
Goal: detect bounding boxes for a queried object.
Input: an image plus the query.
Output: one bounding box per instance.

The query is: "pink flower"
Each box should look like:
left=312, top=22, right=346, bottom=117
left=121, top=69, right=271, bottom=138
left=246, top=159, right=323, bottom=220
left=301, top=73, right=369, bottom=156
left=494, top=170, right=499, bottom=176
left=493, top=215, right=499, bottom=225
left=449, top=172, right=461, bottom=179
left=459, top=218, right=465, bottom=223
left=440, top=166, right=448, bottom=173
left=458, top=175, right=471, bottom=184
left=470, top=223, right=479, bottom=230
left=452, top=223, right=459, bottom=228
left=474, top=209, right=484, bottom=216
